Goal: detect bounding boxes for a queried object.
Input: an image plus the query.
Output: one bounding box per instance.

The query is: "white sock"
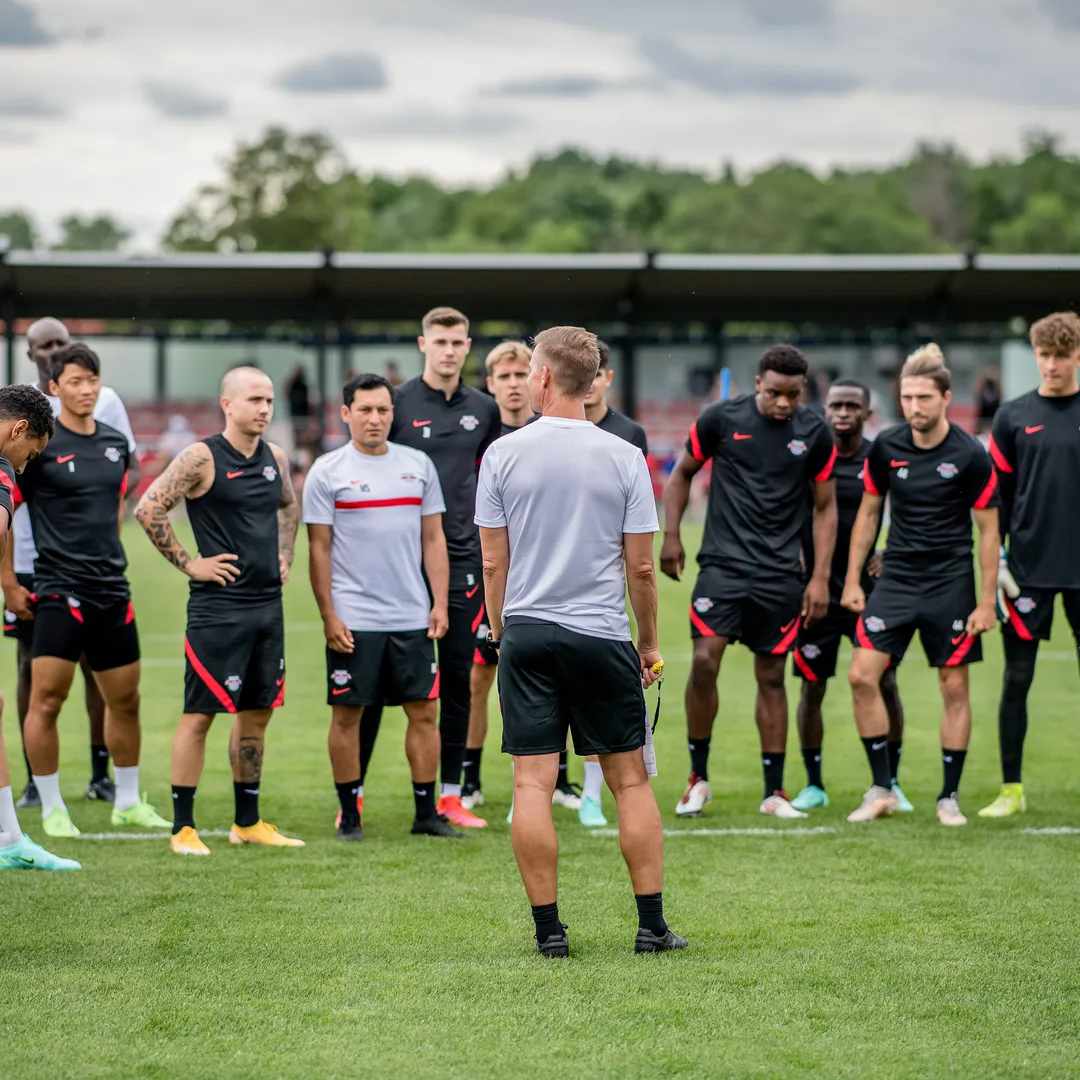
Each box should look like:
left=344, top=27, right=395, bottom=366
left=114, top=765, right=140, bottom=811
left=33, top=772, right=66, bottom=818
left=441, top=783, right=461, bottom=799
left=583, top=761, right=604, bottom=802
left=0, top=785, right=22, bottom=846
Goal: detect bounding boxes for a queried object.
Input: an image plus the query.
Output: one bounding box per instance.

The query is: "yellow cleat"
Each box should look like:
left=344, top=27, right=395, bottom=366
left=169, top=826, right=211, bottom=856
left=228, top=820, right=305, bottom=848
left=978, top=783, right=1026, bottom=818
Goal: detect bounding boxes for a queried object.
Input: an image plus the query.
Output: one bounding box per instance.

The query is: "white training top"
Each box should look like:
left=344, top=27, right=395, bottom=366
left=473, top=415, right=658, bottom=641
left=12, top=385, right=137, bottom=576
left=303, top=440, right=445, bottom=632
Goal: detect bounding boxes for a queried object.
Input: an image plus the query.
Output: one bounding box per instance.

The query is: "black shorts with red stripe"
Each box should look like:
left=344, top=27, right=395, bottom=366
left=184, top=598, right=285, bottom=715
left=792, top=602, right=857, bottom=682
left=33, top=593, right=140, bottom=671
left=689, top=566, right=803, bottom=655
left=1002, top=587, right=1080, bottom=644
left=855, top=570, right=981, bottom=668
left=4, top=572, right=36, bottom=648
left=472, top=601, right=498, bottom=667
left=326, top=629, right=438, bottom=707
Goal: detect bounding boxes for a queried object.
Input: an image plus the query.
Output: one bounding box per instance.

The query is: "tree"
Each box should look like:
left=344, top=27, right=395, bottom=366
left=0, top=210, right=37, bottom=249
left=54, top=214, right=131, bottom=251
left=990, top=193, right=1080, bottom=252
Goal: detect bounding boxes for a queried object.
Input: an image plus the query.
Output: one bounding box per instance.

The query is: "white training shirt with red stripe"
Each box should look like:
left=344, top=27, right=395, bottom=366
left=302, top=440, right=445, bottom=631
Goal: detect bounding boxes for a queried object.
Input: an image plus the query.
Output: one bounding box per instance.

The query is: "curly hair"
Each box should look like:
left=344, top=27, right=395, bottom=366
left=0, top=384, right=55, bottom=438
left=1030, top=311, right=1080, bottom=356
left=759, top=344, right=808, bottom=377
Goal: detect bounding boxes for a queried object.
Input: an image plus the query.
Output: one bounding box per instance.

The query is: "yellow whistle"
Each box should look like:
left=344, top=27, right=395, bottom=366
left=651, top=660, right=665, bottom=676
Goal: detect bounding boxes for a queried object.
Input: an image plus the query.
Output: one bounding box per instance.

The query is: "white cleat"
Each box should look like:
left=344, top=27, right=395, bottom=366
left=759, top=792, right=807, bottom=819
left=676, top=775, right=712, bottom=817
left=936, top=796, right=967, bottom=827
left=552, top=784, right=582, bottom=811
left=847, top=785, right=899, bottom=823
left=461, top=789, right=485, bottom=810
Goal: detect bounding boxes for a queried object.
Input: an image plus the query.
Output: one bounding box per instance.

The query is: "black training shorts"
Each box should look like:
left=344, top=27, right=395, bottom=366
left=498, top=618, right=646, bottom=757
left=690, top=565, right=803, bottom=655
left=856, top=571, right=981, bottom=668
left=32, top=593, right=140, bottom=671
left=184, top=598, right=285, bottom=715
left=326, top=629, right=439, bottom=707
left=3, top=572, right=36, bottom=648
left=1001, top=586, right=1080, bottom=644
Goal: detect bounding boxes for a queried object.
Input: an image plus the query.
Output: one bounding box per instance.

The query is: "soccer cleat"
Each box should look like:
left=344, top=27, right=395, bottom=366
left=791, top=784, right=829, bottom=812
left=336, top=820, right=364, bottom=842
left=846, top=785, right=898, bottom=823
left=634, top=927, right=689, bottom=954
left=42, top=807, right=80, bottom=838
left=461, top=787, right=485, bottom=810
left=537, top=925, right=569, bottom=958
left=411, top=813, right=465, bottom=838
left=86, top=777, right=116, bottom=803
left=228, top=821, right=305, bottom=847
left=0, top=833, right=80, bottom=871
left=759, top=791, right=807, bottom=819
left=675, top=774, right=712, bottom=817
left=936, top=797, right=968, bottom=827
left=978, top=783, right=1026, bottom=818
left=169, top=826, right=211, bottom=856
left=111, top=796, right=170, bottom=829
left=578, top=795, right=607, bottom=828
left=891, top=783, right=914, bottom=813
left=16, top=780, right=40, bottom=809
left=334, top=793, right=364, bottom=831
left=437, top=794, right=488, bottom=829
left=552, top=782, right=582, bottom=811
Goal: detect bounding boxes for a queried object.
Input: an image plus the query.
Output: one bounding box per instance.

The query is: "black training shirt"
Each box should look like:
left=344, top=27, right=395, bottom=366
left=687, top=394, right=836, bottom=576
left=990, top=389, right=1080, bottom=589
left=16, top=419, right=131, bottom=605
left=391, top=376, right=500, bottom=564
left=596, top=407, right=648, bottom=455
left=864, top=423, right=998, bottom=578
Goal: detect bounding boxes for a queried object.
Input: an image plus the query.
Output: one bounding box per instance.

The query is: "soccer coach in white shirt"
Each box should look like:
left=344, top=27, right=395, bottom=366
left=475, top=326, right=686, bottom=958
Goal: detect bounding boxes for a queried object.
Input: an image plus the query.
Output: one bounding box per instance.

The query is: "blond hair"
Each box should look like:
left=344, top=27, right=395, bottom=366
left=421, top=306, right=469, bottom=334
left=532, top=326, right=600, bottom=398
left=1030, top=311, right=1080, bottom=356
left=485, top=340, right=532, bottom=374
left=900, top=343, right=950, bottom=394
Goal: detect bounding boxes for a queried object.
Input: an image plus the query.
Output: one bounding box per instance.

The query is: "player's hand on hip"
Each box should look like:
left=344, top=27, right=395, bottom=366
left=428, top=605, right=449, bottom=640
left=638, top=645, right=663, bottom=688
left=967, top=600, right=997, bottom=637
left=185, top=553, right=240, bottom=585
left=802, top=576, right=829, bottom=625
left=841, top=581, right=865, bottom=614
left=659, top=535, right=685, bottom=581
left=323, top=615, right=354, bottom=653
left=3, top=581, right=33, bottom=620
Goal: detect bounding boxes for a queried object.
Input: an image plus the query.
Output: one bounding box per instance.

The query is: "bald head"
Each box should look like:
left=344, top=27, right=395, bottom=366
left=27, top=317, right=70, bottom=385
left=220, top=365, right=275, bottom=439
left=221, top=365, right=272, bottom=400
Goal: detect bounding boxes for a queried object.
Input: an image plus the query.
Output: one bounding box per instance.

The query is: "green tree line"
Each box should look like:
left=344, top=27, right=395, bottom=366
left=4, top=128, right=1080, bottom=254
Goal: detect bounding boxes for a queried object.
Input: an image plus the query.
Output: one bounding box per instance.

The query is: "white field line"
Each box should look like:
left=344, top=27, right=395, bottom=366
left=73, top=829, right=232, bottom=841
left=1022, top=827, right=1080, bottom=836
left=589, top=826, right=838, bottom=839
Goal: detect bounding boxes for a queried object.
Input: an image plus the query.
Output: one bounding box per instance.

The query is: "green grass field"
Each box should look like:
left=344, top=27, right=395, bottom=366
left=3, top=524, right=1079, bottom=1079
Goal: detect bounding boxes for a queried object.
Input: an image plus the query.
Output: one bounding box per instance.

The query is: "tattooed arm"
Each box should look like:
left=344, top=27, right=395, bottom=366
left=134, top=442, right=240, bottom=586
left=270, top=444, right=299, bottom=585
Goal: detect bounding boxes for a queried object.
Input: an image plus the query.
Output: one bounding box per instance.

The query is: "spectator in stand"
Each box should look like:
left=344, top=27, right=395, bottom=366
left=974, top=367, right=1002, bottom=436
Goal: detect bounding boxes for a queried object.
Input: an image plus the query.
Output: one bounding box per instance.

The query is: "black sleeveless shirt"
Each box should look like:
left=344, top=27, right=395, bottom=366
left=187, top=434, right=282, bottom=608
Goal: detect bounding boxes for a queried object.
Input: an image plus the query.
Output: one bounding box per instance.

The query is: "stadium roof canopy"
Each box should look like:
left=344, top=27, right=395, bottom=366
left=3, top=251, right=1080, bottom=326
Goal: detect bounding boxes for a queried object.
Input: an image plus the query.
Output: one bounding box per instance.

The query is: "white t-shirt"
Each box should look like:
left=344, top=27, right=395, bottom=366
left=474, top=416, right=659, bottom=641
left=303, top=440, right=445, bottom=632
left=12, top=386, right=137, bottom=576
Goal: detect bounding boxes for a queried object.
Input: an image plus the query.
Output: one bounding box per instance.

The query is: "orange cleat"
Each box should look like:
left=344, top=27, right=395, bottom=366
left=437, top=794, right=487, bottom=829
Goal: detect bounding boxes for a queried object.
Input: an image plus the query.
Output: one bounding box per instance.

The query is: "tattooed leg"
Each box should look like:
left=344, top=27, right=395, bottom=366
left=230, top=709, right=272, bottom=827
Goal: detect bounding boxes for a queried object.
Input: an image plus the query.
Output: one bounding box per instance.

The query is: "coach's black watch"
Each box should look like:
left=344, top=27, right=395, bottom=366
left=486, top=631, right=501, bottom=652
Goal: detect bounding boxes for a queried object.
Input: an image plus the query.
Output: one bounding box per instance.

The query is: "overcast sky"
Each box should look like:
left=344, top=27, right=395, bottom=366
left=3, top=0, right=1078, bottom=248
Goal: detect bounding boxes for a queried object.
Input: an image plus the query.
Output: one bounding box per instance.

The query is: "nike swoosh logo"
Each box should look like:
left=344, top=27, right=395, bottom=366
left=1024, top=425, right=1044, bottom=435
left=465, top=585, right=480, bottom=599
left=412, top=420, right=432, bottom=428
left=951, top=633, right=966, bottom=645
left=226, top=470, right=244, bottom=479
left=889, top=459, right=909, bottom=468
left=56, top=454, right=75, bottom=464
left=331, top=687, right=350, bottom=696
left=779, top=618, right=797, bottom=632
left=871, top=741, right=886, bottom=751
left=415, top=789, right=427, bottom=795
left=732, top=432, right=752, bottom=441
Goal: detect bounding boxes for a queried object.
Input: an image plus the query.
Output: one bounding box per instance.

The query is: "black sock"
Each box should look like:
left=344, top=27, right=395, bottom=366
left=412, top=779, right=436, bottom=821
left=801, top=746, right=823, bottom=789
left=939, top=749, right=967, bottom=801
left=887, top=740, right=902, bottom=785
left=861, top=735, right=892, bottom=789
left=689, top=737, right=711, bottom=781
left=171, top=785, right=196, bottom=835
left=531, top=902, right=563, bottom=943
left=335, top=779, right=361, bottom=826
left=233, top=781, right=260, bottom=827
left=1000, top=638, right=1037, bottom=783
left=557, top=749, right=569, bottom=788
left=359, top=701, right=383, bottom=785
left=635, top=892, right=668, bottom=936
left=762, top=752, right=785, bottom=798
left=90, top=744, right=109, bottom=783
left=463, top=746, right=483, bottom=790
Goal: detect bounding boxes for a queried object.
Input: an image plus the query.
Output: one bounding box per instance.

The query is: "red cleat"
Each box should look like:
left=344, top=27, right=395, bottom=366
left=437, top=794, right=487, bottom=828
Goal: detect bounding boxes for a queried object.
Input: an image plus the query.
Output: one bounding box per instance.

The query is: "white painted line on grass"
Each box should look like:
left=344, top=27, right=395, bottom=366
left=1022, top=826, right=1080, bottom=836
left=74, top=829, right=232, bottom=841
left=589, top=826, right=837, bottom=839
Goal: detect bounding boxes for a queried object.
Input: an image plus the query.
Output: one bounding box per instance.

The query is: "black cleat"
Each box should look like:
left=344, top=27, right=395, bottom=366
left=336, top=820, right=364, bottom=842
left=16, top=780, right=40, bottom=809
left=537, top=925, right=569, bottom=958
left=86, top=777, right=116, bottom=803
left=411, top=813, right=464, bottom=838
left=634, top=927, right=689, bottom=954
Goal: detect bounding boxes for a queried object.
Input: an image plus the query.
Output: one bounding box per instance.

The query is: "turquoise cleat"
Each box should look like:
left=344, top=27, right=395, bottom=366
left=790, top=785, right=829, bottom=812
left=578, top=795, right=607, bottom=828
left=0, top=833, right=81, bottom=871
left=891, top=783, right=914, bottom=813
